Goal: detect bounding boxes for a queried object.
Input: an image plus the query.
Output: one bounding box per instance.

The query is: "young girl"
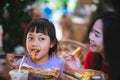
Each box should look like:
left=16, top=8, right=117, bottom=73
left=7, top=18, right=64, bottom=80
left=64, top=11, right=120, bottom=80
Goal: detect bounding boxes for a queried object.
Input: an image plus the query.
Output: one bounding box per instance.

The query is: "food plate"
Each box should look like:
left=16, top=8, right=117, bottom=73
left=65, top=69, right=108, bottom=80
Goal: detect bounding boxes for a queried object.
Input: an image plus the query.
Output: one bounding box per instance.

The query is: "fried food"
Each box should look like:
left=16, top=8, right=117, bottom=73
left=31, top=50, right=37, bottom=59
left=21, top=66, right=60, bottom=79
left=65, top=69, right=107, bottom=80
left=71, top=47, right=81, bottom=55
left=75, top=72, right=94, bottom=80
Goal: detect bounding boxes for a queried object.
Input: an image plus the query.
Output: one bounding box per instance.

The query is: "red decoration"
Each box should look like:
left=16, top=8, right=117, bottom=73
left=21, top=23, right=27, bottom=29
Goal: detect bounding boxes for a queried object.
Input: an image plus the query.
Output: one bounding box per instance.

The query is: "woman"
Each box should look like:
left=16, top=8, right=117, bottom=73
left=64, top=11, right=120, bottom=80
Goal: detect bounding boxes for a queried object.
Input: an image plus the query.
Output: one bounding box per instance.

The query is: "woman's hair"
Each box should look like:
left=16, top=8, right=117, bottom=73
left=24, top=18, right=58, bottom=55
left=87, top=11, right=120, bottom=72
left=102, top=12, right=120, bottom=79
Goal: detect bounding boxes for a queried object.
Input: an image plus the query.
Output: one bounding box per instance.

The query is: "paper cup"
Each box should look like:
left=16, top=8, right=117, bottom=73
left=9, top=69, right=29, bottom=80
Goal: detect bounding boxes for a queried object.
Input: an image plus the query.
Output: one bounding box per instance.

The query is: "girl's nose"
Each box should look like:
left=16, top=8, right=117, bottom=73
left=32, top=39, right=39, bottom=47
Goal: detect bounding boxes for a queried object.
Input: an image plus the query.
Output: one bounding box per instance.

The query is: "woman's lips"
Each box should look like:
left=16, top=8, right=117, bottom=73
left=89, top=43, right=96, bottom=48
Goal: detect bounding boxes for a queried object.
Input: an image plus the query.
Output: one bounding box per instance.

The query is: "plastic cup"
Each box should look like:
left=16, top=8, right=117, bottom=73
left=9, top=69, right=29, bottom=80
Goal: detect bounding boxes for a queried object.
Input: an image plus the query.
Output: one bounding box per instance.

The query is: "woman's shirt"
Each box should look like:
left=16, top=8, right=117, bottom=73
left=84, top=51, right=110, bottom=77
left=18, top=55, right=64, bottom=80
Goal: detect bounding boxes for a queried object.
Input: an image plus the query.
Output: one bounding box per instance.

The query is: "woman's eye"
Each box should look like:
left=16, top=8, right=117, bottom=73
left=95, top=34, right=99, bottom=37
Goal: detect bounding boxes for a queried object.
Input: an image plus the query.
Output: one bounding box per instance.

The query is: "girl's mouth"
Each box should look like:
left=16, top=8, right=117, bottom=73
left=31, top=49, right=40, bottom=53
left=31, top=49, right=40, bottom=59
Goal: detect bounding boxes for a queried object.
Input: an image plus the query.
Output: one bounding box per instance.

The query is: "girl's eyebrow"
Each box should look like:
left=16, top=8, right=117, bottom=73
left=28, top=33, right=45, bottom=36
left=28, top=33, right=33, bottom=36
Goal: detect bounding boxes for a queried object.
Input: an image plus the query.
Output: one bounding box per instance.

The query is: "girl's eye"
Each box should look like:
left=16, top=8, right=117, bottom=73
left=39, top=37, right=45, bottom=41
left=28, top=36, right=33, bottom=40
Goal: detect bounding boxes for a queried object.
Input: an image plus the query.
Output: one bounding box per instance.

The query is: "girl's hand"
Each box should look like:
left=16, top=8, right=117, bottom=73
left=63, top=52, right=81, bottom=70
left=6, top=53, right=18, bottom=69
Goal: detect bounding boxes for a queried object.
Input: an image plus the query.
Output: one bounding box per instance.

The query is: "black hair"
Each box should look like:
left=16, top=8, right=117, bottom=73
left=24, top=18, right=58, bottom=55
left=102, top=12, right=120, bottom=80
left=87, top=11, right=120, bottom=75
left=88, top=12, right=117, bottom=70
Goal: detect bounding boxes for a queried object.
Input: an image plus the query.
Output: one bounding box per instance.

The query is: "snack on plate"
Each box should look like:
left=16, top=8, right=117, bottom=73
left=65, top=69, right=108, bottom=80
left=71, top=47, right=81, bottom=55
left=75, top=72, right=94, bottom=80
left=31, top=50, right=37, bottom=59
left=65, top=70, right=94, bottom=80
left=21, top=66, right=60, bottom=79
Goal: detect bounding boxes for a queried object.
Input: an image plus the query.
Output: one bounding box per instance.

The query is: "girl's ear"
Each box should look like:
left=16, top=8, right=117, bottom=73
left=50, top=41, right=56, bottom=48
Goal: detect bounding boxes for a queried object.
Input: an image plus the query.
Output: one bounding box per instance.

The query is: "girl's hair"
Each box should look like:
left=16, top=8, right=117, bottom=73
left=87, top=11, right=120, bottom=71
left=24, top=18, right=58, bottom=55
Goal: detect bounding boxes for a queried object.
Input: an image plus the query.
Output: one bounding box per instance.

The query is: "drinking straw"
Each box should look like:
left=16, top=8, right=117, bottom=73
left=18, top=55, right=25, bottom=72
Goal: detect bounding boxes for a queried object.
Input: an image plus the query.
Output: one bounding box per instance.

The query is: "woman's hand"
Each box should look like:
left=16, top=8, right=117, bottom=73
left=63, top=52, right=81, bottom=70
left=6, top=53, right=18, bottom=69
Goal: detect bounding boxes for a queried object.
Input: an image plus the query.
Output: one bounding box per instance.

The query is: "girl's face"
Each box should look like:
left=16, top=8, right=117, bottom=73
left=89, top=19, right=104, bottom=53
left=26, top=29, right=54, bottom=63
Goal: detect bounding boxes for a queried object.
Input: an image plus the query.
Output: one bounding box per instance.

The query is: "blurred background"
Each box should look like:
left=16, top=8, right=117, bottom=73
left=0, top=0, right=119, bottom=79
left=0, top=0, right=119, bottom=53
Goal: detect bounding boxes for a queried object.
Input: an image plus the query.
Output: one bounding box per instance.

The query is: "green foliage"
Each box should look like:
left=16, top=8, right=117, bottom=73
left=54, top=0, right=69, bottom=10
